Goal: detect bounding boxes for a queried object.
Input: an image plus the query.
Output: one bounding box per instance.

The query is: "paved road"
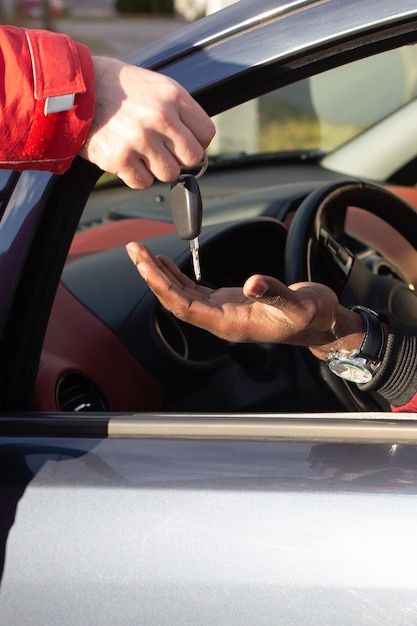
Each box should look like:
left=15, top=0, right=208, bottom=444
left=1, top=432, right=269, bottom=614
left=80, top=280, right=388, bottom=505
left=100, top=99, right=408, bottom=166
left=59, top=15, right=187, bottom=58
left=22, top=14, right=187, bottom=59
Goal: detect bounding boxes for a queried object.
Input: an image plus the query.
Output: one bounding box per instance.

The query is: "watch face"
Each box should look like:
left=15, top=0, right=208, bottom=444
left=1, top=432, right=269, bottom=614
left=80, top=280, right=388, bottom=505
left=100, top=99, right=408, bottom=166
left=328, top=357, right=373, bottom=384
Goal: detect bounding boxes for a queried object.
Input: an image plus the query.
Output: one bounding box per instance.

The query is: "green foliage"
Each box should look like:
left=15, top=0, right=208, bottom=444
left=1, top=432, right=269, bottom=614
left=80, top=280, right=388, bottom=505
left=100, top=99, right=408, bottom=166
left=115, top=0, right=174, bottom=14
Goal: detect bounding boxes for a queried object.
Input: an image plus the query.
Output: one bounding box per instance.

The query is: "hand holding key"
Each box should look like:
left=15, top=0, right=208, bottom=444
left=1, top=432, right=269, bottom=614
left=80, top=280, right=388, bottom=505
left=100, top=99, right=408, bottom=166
left=169, top=154, right=208, bottom=281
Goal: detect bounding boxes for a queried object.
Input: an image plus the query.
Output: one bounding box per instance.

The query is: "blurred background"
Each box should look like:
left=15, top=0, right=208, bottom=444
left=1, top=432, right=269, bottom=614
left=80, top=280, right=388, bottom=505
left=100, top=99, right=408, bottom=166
left=0, top=0, right=240, bottom=57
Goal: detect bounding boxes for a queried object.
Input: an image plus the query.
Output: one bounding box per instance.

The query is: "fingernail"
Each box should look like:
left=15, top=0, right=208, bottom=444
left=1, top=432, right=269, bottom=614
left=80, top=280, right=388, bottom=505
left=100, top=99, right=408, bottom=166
left=250, top=277, right=269, bottom=298
left=126, top=243, right=137, bottom=264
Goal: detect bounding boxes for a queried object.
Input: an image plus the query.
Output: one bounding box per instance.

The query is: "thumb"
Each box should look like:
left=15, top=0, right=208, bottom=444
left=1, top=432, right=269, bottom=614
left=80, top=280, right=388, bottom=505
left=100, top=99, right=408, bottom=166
left=243, top=274, right=293, bottom=307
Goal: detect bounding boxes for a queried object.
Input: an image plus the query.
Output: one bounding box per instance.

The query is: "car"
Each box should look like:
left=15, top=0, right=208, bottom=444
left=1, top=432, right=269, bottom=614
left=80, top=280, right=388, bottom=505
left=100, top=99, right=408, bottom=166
left=2, top=0, right=417, bottom=622
left=15, top=0, right=65, bottom=17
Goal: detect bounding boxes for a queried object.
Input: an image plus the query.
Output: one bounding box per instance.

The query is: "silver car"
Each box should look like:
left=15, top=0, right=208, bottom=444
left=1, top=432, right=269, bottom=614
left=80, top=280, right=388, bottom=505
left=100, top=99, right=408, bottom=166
left=1, top=1, right=417, bottom=623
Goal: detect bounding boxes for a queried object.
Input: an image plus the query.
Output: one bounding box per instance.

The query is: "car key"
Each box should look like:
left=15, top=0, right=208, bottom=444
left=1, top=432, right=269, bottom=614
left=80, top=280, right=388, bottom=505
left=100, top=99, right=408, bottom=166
left=170, top=154, right=208, bottom=282
left=170, top=154, right=208, bottom=281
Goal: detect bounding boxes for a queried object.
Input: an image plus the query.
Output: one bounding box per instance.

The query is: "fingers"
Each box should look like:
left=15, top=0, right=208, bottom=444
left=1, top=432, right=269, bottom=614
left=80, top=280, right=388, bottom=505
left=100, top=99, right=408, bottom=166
left=126, top=241, right=211, bottom=296
left=126, top=241, right=217, bottom=327
left=126, top=241, right=169, bottom=282
left=243, top=274, right=299, bottom=310
left=82, top=58, right=216, bottom=189
left=116, top=157, right=155, bottom=190
left=126, top=241, right=179, bottom=281
left=243, top=274, right=340, bottom=338
left=177, top=97, right=216, bottom=157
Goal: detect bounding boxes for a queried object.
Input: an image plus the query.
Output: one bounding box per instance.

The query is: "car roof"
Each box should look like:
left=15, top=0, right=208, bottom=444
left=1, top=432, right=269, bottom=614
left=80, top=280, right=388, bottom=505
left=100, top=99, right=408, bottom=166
left=127, top=0, right=417, bottom=70
left=124, top=0, right=417, bottom=116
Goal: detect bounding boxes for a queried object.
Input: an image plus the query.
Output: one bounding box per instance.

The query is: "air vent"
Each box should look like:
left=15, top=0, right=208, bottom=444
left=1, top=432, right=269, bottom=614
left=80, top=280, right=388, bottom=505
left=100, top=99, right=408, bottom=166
left=56, top=373, right=109, bottom=412
left=374, top=260, right=405, bottom=282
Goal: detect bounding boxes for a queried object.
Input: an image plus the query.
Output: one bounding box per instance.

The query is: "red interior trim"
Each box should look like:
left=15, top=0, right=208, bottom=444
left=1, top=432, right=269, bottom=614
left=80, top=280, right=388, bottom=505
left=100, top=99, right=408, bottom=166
left=69, top=218, right=176, bottom=258
left=34, top=283, right=163, bottom=412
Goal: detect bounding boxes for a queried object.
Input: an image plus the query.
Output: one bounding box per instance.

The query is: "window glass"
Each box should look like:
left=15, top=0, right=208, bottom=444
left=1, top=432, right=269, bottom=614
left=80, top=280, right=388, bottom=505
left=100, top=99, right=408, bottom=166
left=207, top=45, right=417, bottom=156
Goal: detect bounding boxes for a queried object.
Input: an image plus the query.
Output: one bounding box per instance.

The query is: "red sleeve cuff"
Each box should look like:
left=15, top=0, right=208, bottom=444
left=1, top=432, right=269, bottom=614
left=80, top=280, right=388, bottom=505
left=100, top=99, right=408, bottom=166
left=391, top=395, right=417, bottom=413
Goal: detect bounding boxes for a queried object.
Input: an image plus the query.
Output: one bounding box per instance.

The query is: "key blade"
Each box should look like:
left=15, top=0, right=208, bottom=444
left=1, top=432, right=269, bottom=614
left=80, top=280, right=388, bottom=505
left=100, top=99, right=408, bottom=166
left=190, top=237, right=201, bottom=282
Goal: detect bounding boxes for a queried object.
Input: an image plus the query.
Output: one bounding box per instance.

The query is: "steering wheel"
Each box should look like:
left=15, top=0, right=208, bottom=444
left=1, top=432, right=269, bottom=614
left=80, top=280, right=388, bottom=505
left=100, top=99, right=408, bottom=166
left=284, top=179, right=417, bottom=411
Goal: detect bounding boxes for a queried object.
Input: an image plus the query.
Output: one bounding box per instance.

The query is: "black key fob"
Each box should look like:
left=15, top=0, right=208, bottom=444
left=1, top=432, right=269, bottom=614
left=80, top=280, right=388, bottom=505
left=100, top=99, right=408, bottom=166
left=170, top=174, right=202, bottom=240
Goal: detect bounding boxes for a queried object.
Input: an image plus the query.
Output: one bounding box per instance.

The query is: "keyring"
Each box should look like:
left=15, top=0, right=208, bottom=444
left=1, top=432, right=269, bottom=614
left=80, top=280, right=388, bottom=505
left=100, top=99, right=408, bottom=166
left=195, top=152, right=208, bottom=180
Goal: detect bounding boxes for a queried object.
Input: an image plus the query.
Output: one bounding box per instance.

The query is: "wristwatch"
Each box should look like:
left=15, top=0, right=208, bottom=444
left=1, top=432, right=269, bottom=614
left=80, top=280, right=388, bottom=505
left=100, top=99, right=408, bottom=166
left=326, top=306, right=386, bottom=384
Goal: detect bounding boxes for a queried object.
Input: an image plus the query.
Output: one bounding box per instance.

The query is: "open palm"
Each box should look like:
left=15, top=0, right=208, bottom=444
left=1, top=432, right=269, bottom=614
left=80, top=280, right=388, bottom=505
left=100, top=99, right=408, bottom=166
left=126, top=241, right=344, bottom=350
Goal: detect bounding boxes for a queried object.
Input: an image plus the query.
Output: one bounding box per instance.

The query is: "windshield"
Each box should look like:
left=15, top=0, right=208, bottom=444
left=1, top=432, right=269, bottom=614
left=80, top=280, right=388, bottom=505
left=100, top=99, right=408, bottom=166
left=207, top=45, right=417, bottom=158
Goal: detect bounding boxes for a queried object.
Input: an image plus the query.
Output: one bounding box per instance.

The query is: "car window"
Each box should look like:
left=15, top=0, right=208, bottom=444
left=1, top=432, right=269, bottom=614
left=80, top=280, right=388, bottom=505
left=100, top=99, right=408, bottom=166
left=36, top=35, right=417, bottom=418
left=93, top=42, right=417, bottom=195
left=208, top=44, right=417, bottom=157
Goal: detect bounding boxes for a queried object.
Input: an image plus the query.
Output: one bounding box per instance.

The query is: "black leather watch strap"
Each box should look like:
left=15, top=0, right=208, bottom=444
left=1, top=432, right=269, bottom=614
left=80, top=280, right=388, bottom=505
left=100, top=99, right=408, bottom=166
left=350, top=305, right=385, bottom=363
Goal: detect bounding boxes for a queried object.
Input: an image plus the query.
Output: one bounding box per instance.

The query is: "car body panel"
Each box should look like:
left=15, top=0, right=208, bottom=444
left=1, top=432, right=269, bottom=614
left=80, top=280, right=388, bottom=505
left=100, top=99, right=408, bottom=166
left=1, top=435, right=417, bottom=623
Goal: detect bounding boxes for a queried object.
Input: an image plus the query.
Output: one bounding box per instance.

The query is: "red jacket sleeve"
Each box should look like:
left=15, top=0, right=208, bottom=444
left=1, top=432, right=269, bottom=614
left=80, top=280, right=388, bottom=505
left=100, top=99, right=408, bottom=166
left=0, top=26, right=95, bottom=173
